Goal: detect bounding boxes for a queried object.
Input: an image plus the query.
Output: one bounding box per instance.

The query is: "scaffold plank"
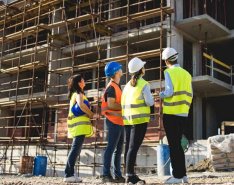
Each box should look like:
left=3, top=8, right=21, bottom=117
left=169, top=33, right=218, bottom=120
left=0, top=61, right=46, bottom=74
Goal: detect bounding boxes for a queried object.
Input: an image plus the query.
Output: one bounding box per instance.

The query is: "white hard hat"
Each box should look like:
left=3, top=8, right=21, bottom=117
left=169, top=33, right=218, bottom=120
left=162, top=47, right=178, bottom=61
left=128, top=57, right=146, bottom=73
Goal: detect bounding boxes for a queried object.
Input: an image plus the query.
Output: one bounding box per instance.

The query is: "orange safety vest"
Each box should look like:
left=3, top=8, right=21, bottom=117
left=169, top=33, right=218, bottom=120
left=101, top=81, right=123, bottom=126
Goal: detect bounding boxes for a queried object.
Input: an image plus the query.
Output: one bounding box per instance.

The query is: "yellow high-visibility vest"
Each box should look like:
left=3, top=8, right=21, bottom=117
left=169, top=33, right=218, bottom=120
left=67, top=93, right=93, bottom=138
left=121, top=78, right=150, bottom=125
left=163, top=67, right=193, bottom=115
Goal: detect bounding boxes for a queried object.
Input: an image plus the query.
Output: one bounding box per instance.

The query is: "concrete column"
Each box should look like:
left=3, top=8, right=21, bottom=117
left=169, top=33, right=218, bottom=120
left=192, top=38, right=203, bottom=140
left=206, top=100, right=217, bottom=137
left=193, top=43, right=202, bottom=76
left=168, top=0, right=183, bottom=21
left=166, top=0, right=183, bottom=67
left=193, top=0, right=199, bottom=16
left=193, top=97, right=203, bottom=139
left=168, top=28, right=183, bottom=66
left=48, top=8, right=65, bottom=97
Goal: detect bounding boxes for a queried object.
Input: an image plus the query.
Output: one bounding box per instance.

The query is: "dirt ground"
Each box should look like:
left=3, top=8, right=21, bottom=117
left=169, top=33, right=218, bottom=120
left=0, top=172, right=234, bottom=185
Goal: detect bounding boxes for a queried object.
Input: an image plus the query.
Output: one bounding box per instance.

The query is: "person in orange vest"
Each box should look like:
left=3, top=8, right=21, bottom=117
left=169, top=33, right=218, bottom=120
left=64, top=74, right=94, bottom=183
left=101, top=61, right=125, bottom=183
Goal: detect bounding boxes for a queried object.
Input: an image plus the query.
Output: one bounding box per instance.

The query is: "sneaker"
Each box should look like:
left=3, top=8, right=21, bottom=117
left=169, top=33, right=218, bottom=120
left=183, top=176, right=189, bottom=183
left=114, top=176, right=125, bottom=183
left=164, top=176, right=183, bottom=184
left=126, top=175, right=145, bottom=184
left=63, top=176, right=82, bottom=183
left=101, top=175, right=115, bottom=183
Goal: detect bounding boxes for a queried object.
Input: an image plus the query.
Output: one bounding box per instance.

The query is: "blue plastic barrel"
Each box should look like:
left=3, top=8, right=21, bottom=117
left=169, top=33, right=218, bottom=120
left=157, top=144, right=171, bottom=176
left=33, top=155, right=47, bottom=176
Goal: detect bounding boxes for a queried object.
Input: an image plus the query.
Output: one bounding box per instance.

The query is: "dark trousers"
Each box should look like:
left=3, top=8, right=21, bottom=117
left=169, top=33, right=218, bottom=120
left=124, top=123, right=147, bottom=175
left=103, top=119, right=124, bottom=178
left=65, top=135, right=85, bottom=177
left=163, top=114, right=187, bottom=178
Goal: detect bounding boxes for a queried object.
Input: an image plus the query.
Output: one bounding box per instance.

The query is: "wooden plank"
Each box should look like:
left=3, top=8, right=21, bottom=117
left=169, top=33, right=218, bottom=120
left=49, top=66, right=73, bottom=74
left=43, top=14, right=96, bottom=29
left=0, top=0, right=62, bottom=26
left=0, top=25, right=45, bottom=43
left=221, top=121, right=234, bottom=135
left=103, top=7, right=174, bottom=26
left=0, top=61, right=46, bottom=74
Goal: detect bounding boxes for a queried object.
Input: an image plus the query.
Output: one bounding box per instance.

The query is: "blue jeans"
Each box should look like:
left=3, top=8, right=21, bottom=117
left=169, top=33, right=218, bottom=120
left=65, top=135, right=85, bottom=177
left=103, top=119, right=124, bottom=178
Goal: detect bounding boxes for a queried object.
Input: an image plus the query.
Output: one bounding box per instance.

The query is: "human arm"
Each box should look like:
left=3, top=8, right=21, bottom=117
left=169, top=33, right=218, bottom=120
left=142, top=84, right=154, bottom=106
left=106, top=86, right=121, bottom=110
left=76, top=93, right=94, bottom=118
left=159, top=72, right=174, bottom=99
left=107, top=98, right=122, bottom=110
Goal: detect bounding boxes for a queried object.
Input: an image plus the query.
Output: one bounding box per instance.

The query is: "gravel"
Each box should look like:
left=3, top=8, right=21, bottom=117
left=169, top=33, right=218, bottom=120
left=0, top=172, right=234, bottom=185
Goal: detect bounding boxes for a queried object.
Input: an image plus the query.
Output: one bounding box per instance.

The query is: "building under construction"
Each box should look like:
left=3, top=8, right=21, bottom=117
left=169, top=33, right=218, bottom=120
left=0, top=0, right=234, bottom=176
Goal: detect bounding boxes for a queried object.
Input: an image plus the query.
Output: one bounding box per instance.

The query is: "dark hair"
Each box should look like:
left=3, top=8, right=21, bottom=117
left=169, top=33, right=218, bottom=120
left=130, top=68, right=143, bottom=87
left=67, top=74, right=84, bottom=99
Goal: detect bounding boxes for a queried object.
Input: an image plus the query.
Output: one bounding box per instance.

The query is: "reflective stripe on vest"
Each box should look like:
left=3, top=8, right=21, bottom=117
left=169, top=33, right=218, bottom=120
left=67, top=93, right=93, bottom=138
left=101, top=81, right=123, bottom=126
left=174, top=91, right=192, bottom=97
left=123, top=113, right=150, bottom=120
left=164, top=100, right=191, bottom=107
left=121, top=78, right=150, bottom=125
left=163, top=67, right=193, bottom=115
left=122, top=103, right=147, bottom=109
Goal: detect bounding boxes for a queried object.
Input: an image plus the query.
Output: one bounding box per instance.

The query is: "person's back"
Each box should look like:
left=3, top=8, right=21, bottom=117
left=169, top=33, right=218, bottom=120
left=122, top=57, right=154, bottom=184
left=159, top=47, right=193, bottom=184
left=163, top=66, right=192, bottom=115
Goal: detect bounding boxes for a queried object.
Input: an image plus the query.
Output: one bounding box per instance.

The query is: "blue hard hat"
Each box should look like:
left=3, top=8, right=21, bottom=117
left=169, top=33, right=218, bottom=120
left=104, top=61, right=122, bottom=77
left=71, top=100, right=90, bottom=116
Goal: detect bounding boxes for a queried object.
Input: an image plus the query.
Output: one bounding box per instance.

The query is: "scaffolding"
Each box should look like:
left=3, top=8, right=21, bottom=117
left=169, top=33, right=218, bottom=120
left=0, top=0, right=174, bottom=175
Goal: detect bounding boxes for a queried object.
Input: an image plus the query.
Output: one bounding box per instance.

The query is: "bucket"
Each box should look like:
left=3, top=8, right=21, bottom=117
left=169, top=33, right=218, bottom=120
left=19, top=156, right=34, bottom=174
left=33, top=155, right=47, bottom=176
left=157, top=144, right=171, bottom=176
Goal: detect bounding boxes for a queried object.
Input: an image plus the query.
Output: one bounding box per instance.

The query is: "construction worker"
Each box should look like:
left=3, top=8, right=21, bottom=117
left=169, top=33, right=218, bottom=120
left=159, top=47, right=193, bottom=184
left=101, top=61, right=125, bottom=183
left=122, top=57, right=154, bottom=184
left=64, top=74, right=94, bottom=183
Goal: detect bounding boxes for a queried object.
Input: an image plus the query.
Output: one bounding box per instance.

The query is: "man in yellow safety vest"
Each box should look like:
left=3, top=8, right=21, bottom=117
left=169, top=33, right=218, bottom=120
left=159, top=47, right=193, bottom=184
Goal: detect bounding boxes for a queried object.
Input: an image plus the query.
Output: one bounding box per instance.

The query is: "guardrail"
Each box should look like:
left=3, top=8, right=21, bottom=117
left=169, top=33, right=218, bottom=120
left=203, top=52, right=232, bottom=85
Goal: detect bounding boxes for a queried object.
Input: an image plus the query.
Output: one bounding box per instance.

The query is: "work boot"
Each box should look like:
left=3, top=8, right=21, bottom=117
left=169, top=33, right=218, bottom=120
left=114, top=176, right=125, bottom=183
left=126, top=175, right=145, bottom=184
left=101, top=175, right=115, bottom=183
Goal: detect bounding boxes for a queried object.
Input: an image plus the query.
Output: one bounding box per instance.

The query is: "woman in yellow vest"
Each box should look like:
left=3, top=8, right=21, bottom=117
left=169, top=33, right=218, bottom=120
left=63, top=74, right=94, bottom=183
left=122, top=57, right=154, bottom=184
left=159, top=47, right=193, bottom=184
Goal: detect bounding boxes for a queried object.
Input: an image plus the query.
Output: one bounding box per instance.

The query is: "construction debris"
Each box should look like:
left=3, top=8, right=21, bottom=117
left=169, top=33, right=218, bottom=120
left=187, top=158, right=213, bottom=172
